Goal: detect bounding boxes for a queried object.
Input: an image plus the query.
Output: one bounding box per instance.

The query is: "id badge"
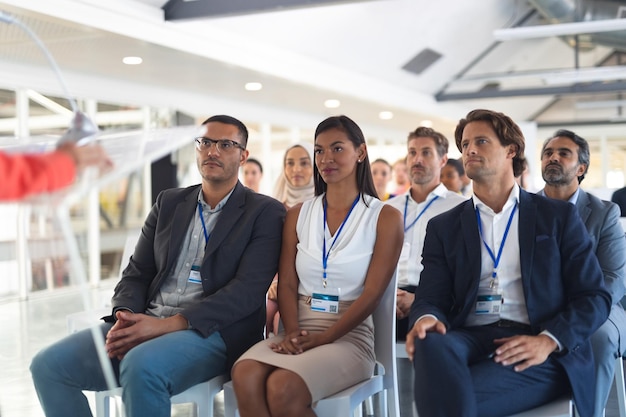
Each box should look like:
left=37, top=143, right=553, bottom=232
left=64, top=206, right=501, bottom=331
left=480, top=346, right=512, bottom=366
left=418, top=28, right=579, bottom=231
left=399, top=242, right=411, bottom=262
left=188, top=265, right=202, bottom=284
left=311, top=286, right=340, bottom=314
left=475, top=286, right=502, bottom=316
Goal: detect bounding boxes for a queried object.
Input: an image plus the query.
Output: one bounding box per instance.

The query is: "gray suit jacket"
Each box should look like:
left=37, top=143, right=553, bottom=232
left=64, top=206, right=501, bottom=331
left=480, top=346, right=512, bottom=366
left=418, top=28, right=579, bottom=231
left=576, top=189, right=626, bottom=355
left=108, top=182, right=286, bottom=368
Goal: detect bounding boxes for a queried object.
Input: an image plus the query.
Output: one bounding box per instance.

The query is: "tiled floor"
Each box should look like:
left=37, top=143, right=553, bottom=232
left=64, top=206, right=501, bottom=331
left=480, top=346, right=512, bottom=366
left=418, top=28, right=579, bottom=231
left=0, top=284, right=623, bottom=417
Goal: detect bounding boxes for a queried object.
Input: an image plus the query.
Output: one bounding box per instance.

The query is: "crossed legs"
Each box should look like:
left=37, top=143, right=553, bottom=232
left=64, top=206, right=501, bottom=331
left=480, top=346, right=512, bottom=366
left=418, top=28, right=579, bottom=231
left=412, top=326, right=568, bottom=417
left=232, top=359, right=316, bottom=417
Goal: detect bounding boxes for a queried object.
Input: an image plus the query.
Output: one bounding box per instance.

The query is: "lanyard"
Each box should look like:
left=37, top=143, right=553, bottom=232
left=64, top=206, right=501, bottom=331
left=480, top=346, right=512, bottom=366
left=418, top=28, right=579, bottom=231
left=322, top=194, right=360, bottom=287
left=197, top=202, right=210, bottom=245
left=475, top=202, right=517, bottom=283
left=404, top=194, right=439, bottom=232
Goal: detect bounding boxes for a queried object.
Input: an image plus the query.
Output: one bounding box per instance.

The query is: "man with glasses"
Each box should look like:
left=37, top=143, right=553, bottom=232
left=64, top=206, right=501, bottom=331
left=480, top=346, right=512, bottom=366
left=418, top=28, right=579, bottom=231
left=31, top=115, right=286, bottom=417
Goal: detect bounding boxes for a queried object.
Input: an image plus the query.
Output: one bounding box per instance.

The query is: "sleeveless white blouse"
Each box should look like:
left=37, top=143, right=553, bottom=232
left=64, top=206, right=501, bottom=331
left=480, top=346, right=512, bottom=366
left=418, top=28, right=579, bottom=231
left=296, top=193, right=384, bottom=300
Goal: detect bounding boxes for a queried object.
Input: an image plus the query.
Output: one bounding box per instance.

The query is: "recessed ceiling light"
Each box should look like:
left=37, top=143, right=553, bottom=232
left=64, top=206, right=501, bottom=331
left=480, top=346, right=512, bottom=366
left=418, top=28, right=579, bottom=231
left=122, top=56, right=142, bottom=65
left=420, top=120, right=433, bottom=127
left=324, top=99, right=341, bottom=109
left=379, top=111, right=393, bottom=120
left=245, top=82, right=263, bottom=91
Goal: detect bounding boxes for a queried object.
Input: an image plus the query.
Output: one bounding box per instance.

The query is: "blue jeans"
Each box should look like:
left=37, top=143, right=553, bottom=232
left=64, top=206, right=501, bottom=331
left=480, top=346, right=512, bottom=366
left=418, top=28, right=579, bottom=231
left=30, top=322, right=227, bottom=417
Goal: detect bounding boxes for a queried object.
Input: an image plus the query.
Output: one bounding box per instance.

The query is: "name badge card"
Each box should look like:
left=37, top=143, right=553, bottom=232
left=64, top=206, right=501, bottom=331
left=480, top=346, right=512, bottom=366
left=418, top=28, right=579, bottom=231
left=188, top=265, right=202, bottom=284
left=311, top=286, right=340, bottom=314
left=475, top=287, right=502, bottom=316
left=475, top=294, right=502, bottom=315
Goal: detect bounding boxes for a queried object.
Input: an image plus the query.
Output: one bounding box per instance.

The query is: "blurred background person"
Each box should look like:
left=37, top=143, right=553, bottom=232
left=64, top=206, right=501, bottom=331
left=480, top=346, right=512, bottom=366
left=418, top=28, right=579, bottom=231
left=242, top=157, right=263, bottom=193
left=1, top=142, right=112, bottom=201
left=391, top=157, right=410, bottom=195
left=267, top=142, right=315, bottom=336
left=440, top=158, right=464, bottom=194
left=370, top=158, right=393, bottom=201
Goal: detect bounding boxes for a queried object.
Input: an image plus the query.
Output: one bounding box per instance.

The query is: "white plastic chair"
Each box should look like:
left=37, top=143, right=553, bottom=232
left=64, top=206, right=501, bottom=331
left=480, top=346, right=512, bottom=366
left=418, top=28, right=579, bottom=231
left=95, top=375, right=228, bottom=417
left=615, top=355, right=626, bottom=417
left=223, top=270, right=399, bottom=417
left=66, top=232, right=230, bottom=417
left=505, top=395, right=573, bottom=417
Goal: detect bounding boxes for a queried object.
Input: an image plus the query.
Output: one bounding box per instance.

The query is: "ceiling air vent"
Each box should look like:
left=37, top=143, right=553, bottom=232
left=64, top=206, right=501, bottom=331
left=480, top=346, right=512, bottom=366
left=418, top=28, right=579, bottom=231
left=402, top=48, right=442, bottom=75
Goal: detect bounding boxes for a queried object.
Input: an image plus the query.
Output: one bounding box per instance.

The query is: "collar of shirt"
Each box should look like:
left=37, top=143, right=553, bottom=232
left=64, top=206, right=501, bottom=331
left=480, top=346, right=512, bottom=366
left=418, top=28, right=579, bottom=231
left=406, top=183, right=452, bottom=204
left=537, top=187, right=579, bottom=205
left=472, top=183, right=520, bottom=216
left=197, top=186, right=236, bottom=213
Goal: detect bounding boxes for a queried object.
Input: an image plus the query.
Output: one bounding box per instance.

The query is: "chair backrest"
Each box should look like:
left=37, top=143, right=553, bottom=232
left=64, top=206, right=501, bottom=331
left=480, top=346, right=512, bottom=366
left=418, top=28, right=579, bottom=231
left=119, top=233, right=139, bottom=278
left=372, top=269, right=399, bottom=417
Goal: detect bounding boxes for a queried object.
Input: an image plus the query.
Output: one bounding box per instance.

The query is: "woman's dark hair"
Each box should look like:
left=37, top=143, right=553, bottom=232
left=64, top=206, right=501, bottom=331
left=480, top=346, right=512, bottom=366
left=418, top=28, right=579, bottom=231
left=313, top=115, right=378, bottom=200
left=245, top=157, right=263, bottom=174
left=445, top=158, right=464, bottom=176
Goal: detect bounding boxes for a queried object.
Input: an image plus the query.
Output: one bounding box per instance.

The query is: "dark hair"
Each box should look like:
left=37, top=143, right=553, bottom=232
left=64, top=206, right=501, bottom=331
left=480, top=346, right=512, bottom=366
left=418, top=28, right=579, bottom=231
left=201, top=115, right=249, bottom=148
left=445, top=158, right=464, bottom=176
left=541, top=129, right=590, bottom=184
left=408, top=126, right=449, bottom=158
left=244, top=157, right=263, bottom=174
left=371, top=158, right=392, bottom=169
left=454, top=109, right=527, bottom=177
left=313, top=115, right=378, bottom=199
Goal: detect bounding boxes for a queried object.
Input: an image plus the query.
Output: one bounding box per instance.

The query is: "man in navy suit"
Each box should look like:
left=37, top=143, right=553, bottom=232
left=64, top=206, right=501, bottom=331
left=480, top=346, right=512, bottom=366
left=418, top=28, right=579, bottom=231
left=540, top=129, right=626, bottom=417
left=406, top=109, right=611, bottom=417
left=31, top=115, right=286, bottom=417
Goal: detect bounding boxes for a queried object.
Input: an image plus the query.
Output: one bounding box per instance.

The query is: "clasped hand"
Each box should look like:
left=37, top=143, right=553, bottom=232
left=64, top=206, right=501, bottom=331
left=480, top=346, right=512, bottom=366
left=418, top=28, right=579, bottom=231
left=105, top=311, right=163, bottom=360
left=269, top=329, right=326, bottom=355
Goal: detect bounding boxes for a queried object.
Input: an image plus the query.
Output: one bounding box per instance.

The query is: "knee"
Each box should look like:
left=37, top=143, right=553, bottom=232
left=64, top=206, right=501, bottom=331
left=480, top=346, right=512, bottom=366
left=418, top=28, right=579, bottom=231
left=119, top=347, right=157, bottom=385
left=232, top=360, right=264, bottom=394
left=266, top=371, right=311, bottom=417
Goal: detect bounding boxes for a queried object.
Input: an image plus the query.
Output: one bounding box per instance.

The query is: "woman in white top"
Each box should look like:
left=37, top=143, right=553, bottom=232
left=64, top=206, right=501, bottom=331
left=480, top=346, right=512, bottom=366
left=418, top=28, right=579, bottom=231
left=232, top=115, right=403, bottom=417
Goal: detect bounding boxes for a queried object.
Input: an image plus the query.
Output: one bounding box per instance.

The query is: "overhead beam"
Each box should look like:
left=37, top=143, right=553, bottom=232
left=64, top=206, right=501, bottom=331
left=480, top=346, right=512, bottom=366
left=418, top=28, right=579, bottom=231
left=162, top=0, right=371, bottom=21
left=494, top=18, right=626, bottom=41
left=435, top=81, right=626, bottom=101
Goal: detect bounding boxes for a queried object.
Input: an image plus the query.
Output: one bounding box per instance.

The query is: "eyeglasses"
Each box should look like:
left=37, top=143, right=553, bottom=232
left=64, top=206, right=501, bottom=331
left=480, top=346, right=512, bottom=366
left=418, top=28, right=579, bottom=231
left=194, top=137, right=245, bottom=153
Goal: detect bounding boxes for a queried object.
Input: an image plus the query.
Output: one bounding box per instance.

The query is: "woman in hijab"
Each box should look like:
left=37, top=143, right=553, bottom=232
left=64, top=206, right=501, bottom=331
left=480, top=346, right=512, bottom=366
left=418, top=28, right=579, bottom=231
left=267, top=142, right=315, bottom=335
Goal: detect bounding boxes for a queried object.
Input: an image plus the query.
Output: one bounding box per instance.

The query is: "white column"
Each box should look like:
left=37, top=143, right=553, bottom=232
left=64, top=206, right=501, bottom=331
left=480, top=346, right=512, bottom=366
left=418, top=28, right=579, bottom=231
left=14, top=88, right=29, bottom=139
left=260, top=122, right=272, bottom=195
left=85, top=99, right=101, bottom=287
left=600, top=135, right=608, bottom=188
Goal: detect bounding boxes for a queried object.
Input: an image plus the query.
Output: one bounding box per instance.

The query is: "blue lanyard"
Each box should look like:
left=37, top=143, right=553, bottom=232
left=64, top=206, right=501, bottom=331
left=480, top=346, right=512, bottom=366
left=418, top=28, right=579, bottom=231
left=322, top=194, right=360, bottom=286
left=198, top=202, right=209, bottom=245
left=404, top=194, right=439, bottom=232
left=475, top=202, right=517, bottom=281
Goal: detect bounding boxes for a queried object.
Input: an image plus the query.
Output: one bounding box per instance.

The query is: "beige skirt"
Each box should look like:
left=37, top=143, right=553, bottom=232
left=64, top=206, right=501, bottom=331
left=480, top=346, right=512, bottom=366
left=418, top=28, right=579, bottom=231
left=235, top=297, right=375, bottom=402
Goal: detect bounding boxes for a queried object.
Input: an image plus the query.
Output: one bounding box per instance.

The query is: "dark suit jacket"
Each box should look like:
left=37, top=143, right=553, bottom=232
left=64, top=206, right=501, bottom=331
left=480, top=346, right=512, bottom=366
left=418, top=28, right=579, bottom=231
left=611, top=187, right=626, bottom=217
left=410, top=189, right=611, bottom=416
left=108, top=182, right=285, bottom=369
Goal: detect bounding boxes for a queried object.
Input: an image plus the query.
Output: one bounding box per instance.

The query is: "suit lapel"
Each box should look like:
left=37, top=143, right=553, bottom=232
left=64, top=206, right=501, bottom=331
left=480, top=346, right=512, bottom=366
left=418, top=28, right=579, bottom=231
left=166, top=186, right=201, bottom=271
left=518, top=190, right=536, bottom=290
left=460, top=200, right=482, bottom=303
left=575, top=190, right=591, bottom=224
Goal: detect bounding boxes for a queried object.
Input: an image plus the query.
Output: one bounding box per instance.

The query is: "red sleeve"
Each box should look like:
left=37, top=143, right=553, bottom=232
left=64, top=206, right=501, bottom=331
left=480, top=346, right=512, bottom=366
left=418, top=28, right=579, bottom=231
left=0, top=150, right=77, bottom=201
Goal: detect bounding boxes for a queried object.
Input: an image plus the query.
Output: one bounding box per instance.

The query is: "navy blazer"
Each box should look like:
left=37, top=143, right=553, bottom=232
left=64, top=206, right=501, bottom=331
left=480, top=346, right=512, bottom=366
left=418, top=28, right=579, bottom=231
left=410, top=189, right=611, bottom=416
left=109, top=182, right=286, bottom=368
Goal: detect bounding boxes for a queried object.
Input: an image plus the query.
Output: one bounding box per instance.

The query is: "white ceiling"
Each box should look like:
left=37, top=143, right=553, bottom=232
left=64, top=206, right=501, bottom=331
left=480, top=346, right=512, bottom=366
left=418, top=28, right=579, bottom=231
left=0, top=0, right=625, bottom=142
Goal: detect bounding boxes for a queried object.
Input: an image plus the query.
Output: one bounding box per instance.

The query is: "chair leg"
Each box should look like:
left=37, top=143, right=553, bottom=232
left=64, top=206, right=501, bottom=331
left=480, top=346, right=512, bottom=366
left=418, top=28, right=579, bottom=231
left=615, top=356, right=626, bottom=417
